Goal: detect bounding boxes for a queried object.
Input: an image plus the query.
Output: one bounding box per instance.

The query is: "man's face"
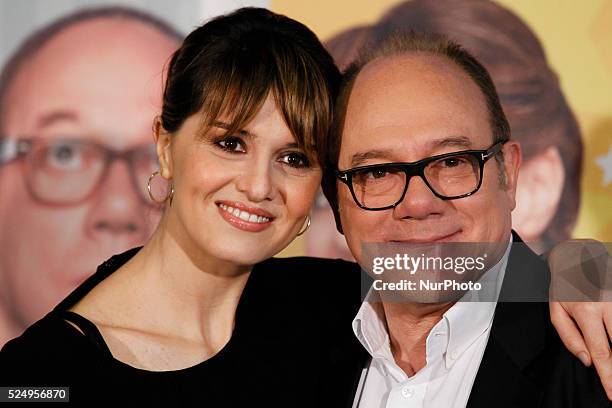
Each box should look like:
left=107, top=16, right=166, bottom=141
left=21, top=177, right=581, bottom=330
left=0, top=18, right=178, bottom=327
left=337, top=54, right=521, bottom=264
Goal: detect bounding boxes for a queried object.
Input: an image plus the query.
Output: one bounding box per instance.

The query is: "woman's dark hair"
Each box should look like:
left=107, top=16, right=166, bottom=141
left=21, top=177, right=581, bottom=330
left=161, top=7, right=341, bottom=167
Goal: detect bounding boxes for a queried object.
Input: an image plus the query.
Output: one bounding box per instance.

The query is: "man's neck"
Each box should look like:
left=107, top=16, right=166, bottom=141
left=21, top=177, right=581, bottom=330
left=381, top=300, right=454, bottom=376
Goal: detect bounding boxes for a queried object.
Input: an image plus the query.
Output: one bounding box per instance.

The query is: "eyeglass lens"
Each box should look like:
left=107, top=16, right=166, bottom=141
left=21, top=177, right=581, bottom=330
left=22, top=139, right=159, bottom=205
left=350, top=153, right=481, bottom=209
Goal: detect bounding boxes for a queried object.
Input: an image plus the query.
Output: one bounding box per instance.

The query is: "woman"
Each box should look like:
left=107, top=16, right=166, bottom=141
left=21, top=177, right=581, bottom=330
left=0, top=7, right=359, bottom=406
left=0, top=6, right=609, bottom=406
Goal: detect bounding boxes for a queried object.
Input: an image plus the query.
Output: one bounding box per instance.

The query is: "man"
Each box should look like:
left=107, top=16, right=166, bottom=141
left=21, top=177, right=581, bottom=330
left=321, top=32, right=609, bottom=406
left=0, top=7, right=181, bottom=346
left=310, top=0, right=581, bottom=260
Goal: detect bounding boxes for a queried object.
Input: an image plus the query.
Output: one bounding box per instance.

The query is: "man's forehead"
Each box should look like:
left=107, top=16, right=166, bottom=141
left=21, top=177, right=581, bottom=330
left=337, top=54, right=494, bottom=167
left=341, top=53, right=491, bottom=157
left=348, top=53, right=485, bottom=116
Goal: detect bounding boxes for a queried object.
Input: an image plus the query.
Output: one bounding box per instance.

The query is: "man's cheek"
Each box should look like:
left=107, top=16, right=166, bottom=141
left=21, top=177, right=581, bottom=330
left=340, top=212, right=363, bottom=255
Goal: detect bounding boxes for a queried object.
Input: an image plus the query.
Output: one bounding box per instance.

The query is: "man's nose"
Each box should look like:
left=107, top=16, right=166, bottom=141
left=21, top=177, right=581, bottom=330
left=83, top=159, right=152, bottom=246
left=392, top=175, right=444, bottom=220
left=235, top=159, right=277, bottom=203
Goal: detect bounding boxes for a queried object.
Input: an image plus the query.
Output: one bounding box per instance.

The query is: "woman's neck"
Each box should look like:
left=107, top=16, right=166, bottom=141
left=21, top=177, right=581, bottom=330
left=91, top=216, right=253, bottom=348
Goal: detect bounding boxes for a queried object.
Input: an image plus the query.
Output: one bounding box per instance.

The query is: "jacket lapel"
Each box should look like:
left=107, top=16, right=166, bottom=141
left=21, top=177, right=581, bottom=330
left=467, top=232, right=549, bottom=408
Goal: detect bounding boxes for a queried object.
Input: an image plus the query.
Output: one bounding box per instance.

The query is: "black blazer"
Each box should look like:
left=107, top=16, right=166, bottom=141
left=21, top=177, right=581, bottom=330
left=328, top=231, right=610, bottom=408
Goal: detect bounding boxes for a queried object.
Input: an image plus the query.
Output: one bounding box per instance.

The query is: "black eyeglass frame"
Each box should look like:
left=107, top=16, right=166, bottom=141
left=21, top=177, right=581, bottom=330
left=336, top=140, right=507, bottom=211
left=0, top=137, right=159, bottom=207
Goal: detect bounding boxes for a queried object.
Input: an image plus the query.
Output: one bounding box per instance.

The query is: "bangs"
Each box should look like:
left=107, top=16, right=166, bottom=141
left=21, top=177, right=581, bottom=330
left=195, top=34, right=334, bottom=167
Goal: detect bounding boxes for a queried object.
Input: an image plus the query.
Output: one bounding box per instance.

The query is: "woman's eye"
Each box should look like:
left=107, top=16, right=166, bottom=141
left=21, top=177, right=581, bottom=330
left=279, top=152, right=310, bottom=169
left=216, top=136, right=246, bottom=153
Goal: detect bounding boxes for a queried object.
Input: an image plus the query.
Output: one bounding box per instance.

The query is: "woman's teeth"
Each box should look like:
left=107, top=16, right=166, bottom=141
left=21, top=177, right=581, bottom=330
left=218, top=203, right=271, bottom=223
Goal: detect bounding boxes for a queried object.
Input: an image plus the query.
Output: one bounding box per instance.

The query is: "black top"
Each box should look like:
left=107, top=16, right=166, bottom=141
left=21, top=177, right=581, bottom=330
left=5, top=233, right=606, bottom=407
left=0, top=247, right=365, bottom=407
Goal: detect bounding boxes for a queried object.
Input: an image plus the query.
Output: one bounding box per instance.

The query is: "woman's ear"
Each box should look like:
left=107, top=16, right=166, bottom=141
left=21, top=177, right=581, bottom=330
left=153, top=116, right=173, bottom=180
left=512, top=146, right=565, bottom=241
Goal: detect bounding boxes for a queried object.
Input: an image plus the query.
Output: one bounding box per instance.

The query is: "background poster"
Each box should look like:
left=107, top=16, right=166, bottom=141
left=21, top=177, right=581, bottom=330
left=0, top=0, right=265, bottom=345
left=273, top=0, right=612, bottom=258
left=0, top=0, right=610, bottom=346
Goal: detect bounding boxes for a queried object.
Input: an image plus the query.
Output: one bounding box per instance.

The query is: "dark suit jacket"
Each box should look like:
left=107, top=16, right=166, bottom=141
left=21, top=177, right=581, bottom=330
left=326, top=231, right=610, bottom=407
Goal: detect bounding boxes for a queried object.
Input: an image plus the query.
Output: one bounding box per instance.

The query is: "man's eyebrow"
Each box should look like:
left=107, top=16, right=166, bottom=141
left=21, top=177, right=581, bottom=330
left=211, top=121, right=255, bottom=137
left=350, top=149, right=396, bottom=167
left=348, top=136, right=474, bottom=168
left=36, top=111, right=79, bottom=129
left=427, top=136, right=473, bottom=150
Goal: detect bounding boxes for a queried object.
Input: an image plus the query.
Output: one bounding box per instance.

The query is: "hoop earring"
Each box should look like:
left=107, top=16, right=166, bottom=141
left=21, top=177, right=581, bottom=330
left=296, top=215, right=311, bottom=236
left=147, top=171, right=174, bottom=204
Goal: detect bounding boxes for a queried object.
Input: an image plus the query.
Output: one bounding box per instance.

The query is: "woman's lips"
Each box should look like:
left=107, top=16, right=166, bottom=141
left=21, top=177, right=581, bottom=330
left=216, top=201, right=274, bottom=232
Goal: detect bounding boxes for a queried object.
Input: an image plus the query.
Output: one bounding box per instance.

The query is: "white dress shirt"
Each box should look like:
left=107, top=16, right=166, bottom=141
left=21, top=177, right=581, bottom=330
left=352, top=236, right=513, bottom=408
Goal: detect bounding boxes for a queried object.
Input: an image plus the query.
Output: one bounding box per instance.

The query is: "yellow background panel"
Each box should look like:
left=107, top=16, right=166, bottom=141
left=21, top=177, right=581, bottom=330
left=273, top=0, right=612, bottom=256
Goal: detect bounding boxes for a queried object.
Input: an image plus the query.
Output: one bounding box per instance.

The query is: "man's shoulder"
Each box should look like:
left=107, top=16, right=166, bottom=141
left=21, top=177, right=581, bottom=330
left=499, top=233, right=551, bottom=302
left=480, top=300, right=609, bottom=407
left=477, top=235, right=608, bottom=406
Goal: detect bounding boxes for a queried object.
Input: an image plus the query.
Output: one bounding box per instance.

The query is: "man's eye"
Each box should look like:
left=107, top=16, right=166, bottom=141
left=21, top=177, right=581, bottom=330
left=354, top=169, right=389, bottom=185
left=436, top=156, right=473, bottom=169
left=279, top=152, right=310, bottom=169
left=442, top=158, right=460, bottom=167
left=367, top=169, right=388, bottom=179
left=216, top=137, right=246, bottom=153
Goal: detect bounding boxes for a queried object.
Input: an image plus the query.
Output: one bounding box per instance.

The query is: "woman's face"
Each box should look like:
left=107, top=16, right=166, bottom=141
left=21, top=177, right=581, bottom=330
left=159, top=95, right=321, bottom=266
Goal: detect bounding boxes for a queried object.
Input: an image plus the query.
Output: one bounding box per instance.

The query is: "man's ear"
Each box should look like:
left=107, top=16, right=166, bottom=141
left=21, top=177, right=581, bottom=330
left=153, top=116, right=173, bottom=180
left=500, top=140, right=522, bottom=209
left=512, top=146, right=565, bottom=241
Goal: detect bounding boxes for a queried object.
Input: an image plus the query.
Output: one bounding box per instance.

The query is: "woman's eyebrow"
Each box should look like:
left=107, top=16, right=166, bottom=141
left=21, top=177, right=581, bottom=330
left=211, top=121, right=255, bottom=138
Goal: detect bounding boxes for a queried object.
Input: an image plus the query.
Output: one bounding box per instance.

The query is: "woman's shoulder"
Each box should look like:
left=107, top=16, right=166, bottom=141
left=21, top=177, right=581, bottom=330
left=0, top=312, right=102, bottom=385
left=258, top=256, right=360, bottom=287
left=260, top=256, right=359, bottom=274
left=254, top=256, right=363, bottom=309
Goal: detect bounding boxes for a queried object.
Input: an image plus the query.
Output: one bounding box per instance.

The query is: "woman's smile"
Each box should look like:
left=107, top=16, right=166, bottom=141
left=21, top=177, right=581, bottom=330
left=216, top=200, right=274, bottom=232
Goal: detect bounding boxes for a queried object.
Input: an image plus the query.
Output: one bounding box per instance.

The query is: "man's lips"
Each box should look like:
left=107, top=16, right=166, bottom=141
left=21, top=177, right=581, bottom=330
left=386, top=230, right=462, bottom=243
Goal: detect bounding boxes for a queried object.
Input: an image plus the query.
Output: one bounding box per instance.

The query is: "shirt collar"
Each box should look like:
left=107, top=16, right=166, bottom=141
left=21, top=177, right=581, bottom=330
left=443, top=234, right=512, bottom=368
left=352, top=234, right=513, bottom=372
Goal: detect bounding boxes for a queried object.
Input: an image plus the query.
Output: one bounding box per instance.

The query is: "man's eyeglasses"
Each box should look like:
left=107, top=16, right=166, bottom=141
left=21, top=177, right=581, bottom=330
left=0, top=137, right=160, bottom=206
left=336, top=140, right=507, bottom=211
